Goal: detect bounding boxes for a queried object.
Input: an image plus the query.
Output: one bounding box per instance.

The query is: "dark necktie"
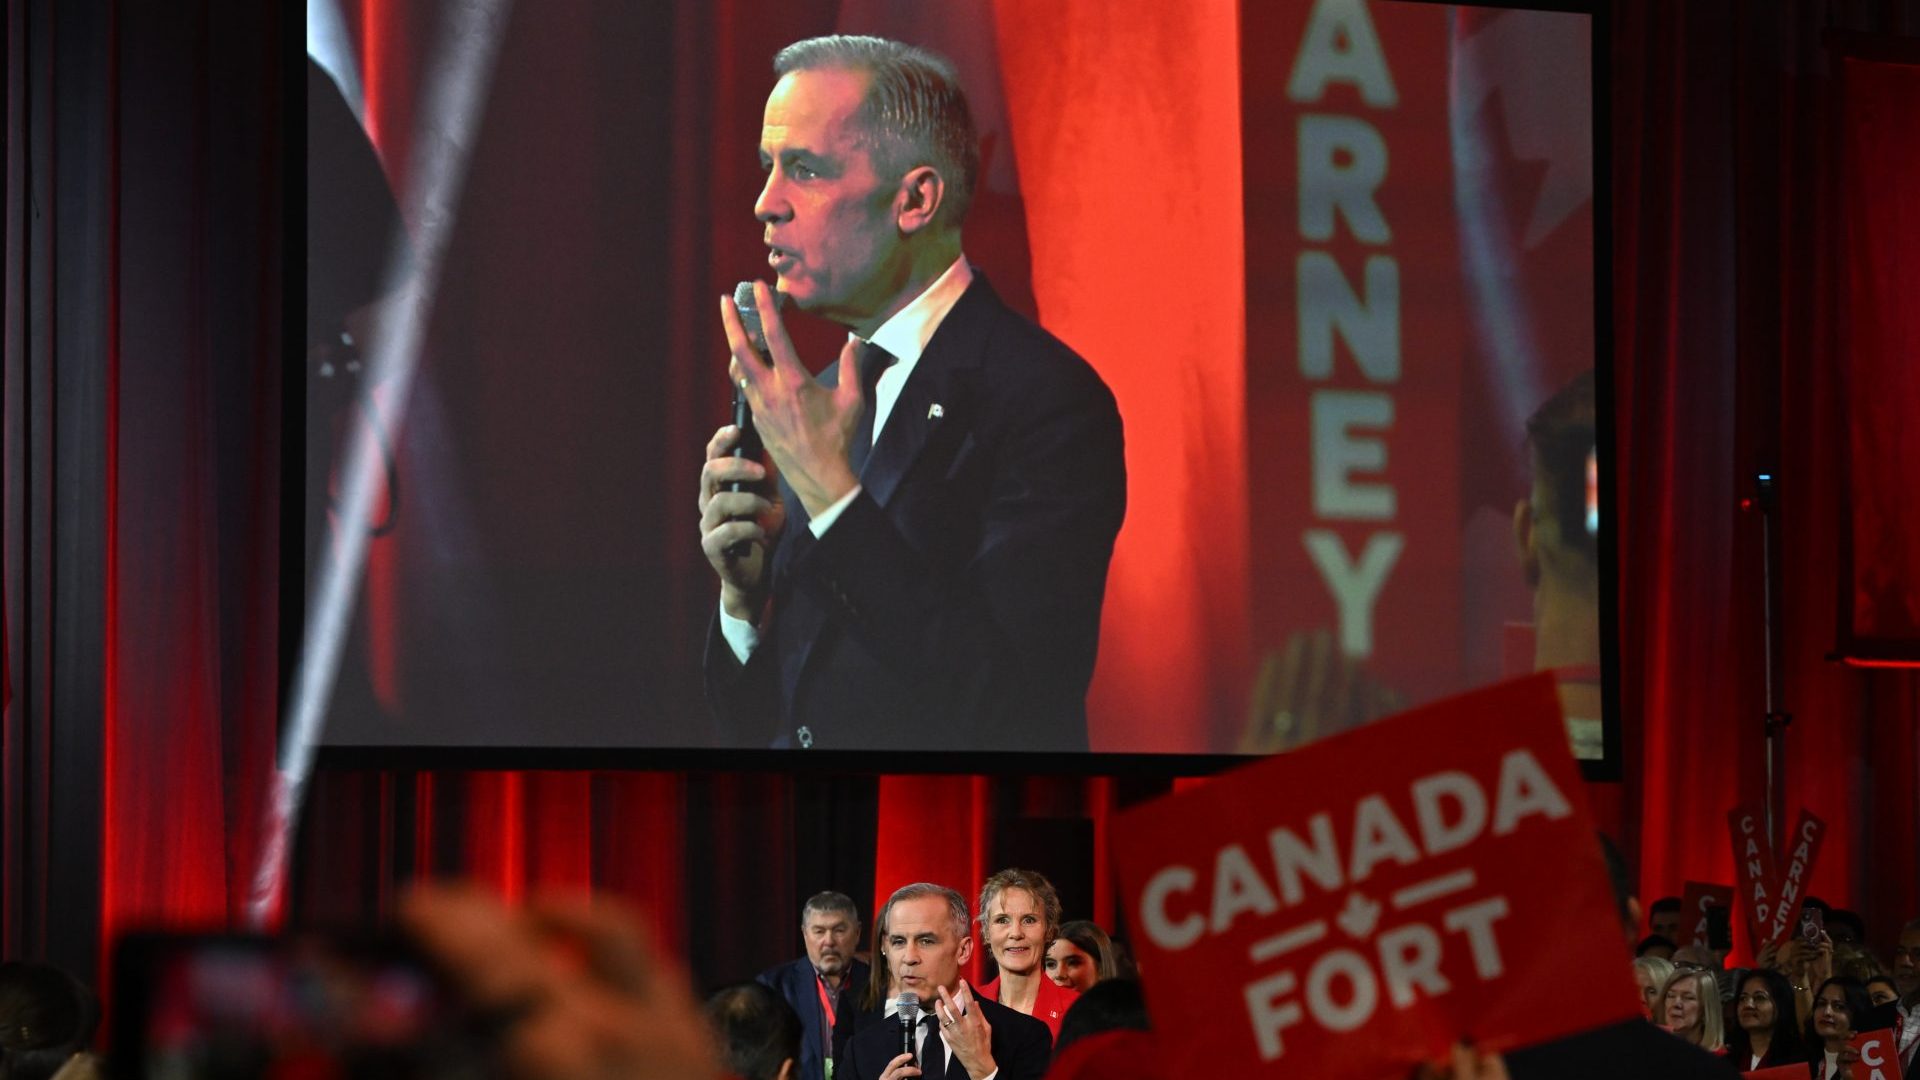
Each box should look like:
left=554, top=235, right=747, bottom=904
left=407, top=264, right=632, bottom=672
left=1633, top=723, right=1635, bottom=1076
left=919, top=1013, right=948, bottom=1080
left=847, top=341, right=894, bottom=477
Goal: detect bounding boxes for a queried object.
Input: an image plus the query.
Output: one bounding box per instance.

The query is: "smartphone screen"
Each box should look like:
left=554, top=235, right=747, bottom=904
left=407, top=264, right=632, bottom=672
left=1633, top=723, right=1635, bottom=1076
left=1800, top=905, right=1826, bottom=943
left=112, top=932, right=499, bottom=1079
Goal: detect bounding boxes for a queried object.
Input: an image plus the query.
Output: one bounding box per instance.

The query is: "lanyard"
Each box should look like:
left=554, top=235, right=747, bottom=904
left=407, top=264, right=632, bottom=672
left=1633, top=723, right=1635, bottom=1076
left=815, top=972, right=839, bottom=1055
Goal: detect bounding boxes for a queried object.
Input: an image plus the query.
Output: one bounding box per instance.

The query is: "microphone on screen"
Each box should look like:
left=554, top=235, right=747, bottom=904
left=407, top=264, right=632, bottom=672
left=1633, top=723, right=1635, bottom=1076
left=896, top=992, right=921, bottom=1066
left=725, top=281, right=775, bottom=559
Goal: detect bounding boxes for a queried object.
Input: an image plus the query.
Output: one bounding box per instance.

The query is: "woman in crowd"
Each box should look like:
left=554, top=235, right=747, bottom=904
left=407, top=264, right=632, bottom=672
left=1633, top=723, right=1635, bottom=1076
left=1804, top=977, right=1875, bottom=1079
left=1046, top=920, right=1119, bottom=995
left=975, top=868, right=1079, bottom=1039
left=1632, top=955, right=1675, bottom=1021
left=1657, top=968, right=1725, bottom=1053
left=1725, top=968, right=1804, bottom=1070
left=1866, top=973, right=1901, bottom=1008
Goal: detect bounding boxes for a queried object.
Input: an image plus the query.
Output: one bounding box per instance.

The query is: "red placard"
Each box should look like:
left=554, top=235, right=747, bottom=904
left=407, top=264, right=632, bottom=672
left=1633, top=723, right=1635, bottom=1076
left=1679, top=881, right=1735, bottom=949
left=1241, top=0, right=1469, bottom=713
left=1851, top=1029, right=1905, bottom=1080
left=1112, top=674, right=1637, bottom=1077
left=1763, top=810, right=1827, bottom=947
left=1728, top=806, right=1779, bottom=946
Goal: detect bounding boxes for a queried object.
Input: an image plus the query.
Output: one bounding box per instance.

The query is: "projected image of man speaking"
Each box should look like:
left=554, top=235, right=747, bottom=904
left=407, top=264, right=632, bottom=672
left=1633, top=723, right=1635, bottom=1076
left=696, top=35, right=1127, bottom=753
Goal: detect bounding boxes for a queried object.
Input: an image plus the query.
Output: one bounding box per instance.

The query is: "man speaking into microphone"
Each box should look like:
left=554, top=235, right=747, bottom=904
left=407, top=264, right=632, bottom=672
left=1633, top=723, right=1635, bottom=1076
left=696, top=35, right=1126, bottom=752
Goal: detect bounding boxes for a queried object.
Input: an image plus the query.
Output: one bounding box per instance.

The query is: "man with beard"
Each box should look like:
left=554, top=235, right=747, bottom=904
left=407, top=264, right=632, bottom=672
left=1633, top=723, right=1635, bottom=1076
left=761, top=892, right=871, bottom=1080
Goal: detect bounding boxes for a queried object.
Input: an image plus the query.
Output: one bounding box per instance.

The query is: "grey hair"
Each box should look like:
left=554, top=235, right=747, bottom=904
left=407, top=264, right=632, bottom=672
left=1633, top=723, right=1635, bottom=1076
left=881, top=882, right=971, bottom=943
left=1633, top=955, right=1675, bottom=993
left=801, top=890, right=860, bottom=928
left=773, top=35, right=980, bottom=226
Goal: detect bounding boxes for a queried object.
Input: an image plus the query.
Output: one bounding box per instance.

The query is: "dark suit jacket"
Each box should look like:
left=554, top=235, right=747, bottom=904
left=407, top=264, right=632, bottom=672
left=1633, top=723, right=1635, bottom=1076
left=1504, top=1019, right=1741, bottom=1079
left=706, top=275, right=1127, bottom=752
left=756, top=956, right=870, bottom=1080
left=839, top=994, right=1051, bottom=1080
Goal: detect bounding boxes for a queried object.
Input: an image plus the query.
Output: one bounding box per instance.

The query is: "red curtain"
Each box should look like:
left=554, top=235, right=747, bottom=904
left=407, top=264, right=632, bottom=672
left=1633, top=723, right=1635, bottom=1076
left=8, top=0, right=1920, bottom=998
left=1612, top=0, right=1920, bottom=948
left=1839, top=46, right=1920, bottom=658
left=993, top=0, right=1251, bottom=754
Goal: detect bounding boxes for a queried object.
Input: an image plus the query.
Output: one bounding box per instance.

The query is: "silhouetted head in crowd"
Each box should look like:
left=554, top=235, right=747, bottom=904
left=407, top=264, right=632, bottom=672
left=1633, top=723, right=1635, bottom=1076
left=1053, top=978, right=1149, bottom=1058
left=705, top=982, right=803, bottom=1080
left=1895, top=918, right=1920, bottom=1000
left=1636, top=934, right=1678, bottom=961
left=1824, top=908, right=1865, bottom=947
left=1632, top=956, right=1675, bottom=1020
left=1866, top=974, right=1900, bottom=1008
left=1832, top=941, right=1886, bottom=985
left=1727, top=968, right=1803, bottom=1067
left=1646, top=896, right=1682, bottom=945
left=799, top=890, right=862, bottom=988
left=0, top=963, right=99, bottom=1080
left=977, top=868, right=1062, bottom=982
left=1671, top=944, right=1722, bottom=972
left=1046, top=920, right=1118, bottom=994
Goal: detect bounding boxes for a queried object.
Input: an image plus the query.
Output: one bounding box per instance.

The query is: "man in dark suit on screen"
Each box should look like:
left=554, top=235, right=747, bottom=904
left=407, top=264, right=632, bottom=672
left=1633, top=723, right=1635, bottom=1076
left=758, top=892, right=871, bottom=1080
left=839, top=883, right=1050, bottom=1080
left=697, top=35, right=1126, bottom=753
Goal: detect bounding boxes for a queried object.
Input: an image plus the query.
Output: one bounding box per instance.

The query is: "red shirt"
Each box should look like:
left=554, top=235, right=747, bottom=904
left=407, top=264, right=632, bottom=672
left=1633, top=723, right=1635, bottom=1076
left=977, top=973, right=1080, bottom=1040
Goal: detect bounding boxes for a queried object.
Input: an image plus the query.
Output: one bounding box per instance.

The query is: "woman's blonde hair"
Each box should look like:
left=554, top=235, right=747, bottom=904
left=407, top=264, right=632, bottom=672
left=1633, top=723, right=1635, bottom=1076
left=1656, top=968, right=1725, bottom=1051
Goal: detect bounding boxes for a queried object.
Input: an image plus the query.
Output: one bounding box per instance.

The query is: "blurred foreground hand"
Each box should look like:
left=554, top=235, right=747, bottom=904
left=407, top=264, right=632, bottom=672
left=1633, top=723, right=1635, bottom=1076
left=1241, top=629, right=1403, bottom=753
left=400, top=883, right=721, bottom=1080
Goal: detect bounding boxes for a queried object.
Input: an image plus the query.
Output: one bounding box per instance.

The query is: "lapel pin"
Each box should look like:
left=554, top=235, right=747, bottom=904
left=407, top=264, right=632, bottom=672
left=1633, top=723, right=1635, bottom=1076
left=928, top=403, right=944, bottom=420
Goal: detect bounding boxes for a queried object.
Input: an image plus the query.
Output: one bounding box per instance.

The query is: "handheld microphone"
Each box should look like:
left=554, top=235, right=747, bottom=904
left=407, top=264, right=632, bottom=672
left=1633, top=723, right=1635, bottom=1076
left=896, top=992, right=921, bottom=1066
left=726, top=281, right=773, bottom=558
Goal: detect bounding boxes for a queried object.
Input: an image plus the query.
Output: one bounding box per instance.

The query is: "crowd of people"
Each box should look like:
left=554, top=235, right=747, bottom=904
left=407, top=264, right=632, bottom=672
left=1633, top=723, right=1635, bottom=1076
left=1627, top=896, right=1920, bottom=1077
left=734, top=870, right=1141, bottom=1080
left=4, top=860, right=1918, bottom=1079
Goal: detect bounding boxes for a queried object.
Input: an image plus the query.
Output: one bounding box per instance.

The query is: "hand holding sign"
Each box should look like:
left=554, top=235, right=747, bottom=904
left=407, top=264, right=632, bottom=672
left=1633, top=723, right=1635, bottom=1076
left=1848, top=1029, right=1903, bottom=1080
left=1115, top=674, right=1639, bottom=1078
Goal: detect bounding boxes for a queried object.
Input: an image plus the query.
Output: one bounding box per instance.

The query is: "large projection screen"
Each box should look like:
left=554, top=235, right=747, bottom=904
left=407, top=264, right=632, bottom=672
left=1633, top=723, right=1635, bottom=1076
left=304, top=0, right=1610, bottom=766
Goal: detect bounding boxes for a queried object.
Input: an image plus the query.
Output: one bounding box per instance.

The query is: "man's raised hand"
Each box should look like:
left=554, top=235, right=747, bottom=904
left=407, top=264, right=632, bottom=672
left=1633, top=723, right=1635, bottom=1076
left=721, top=281, right=864, bottom=518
